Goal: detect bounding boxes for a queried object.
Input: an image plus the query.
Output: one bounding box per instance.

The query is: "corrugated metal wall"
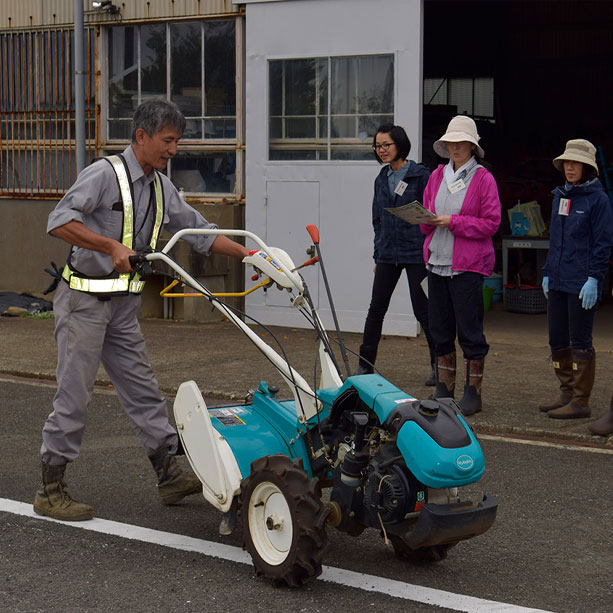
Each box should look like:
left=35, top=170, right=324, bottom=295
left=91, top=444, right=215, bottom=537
left=0, top=0, right=241, bottom=28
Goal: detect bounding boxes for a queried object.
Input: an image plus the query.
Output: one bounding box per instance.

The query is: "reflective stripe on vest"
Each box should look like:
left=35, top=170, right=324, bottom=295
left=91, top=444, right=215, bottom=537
left=63, top=155, right=164, bottom=295
left=61, top=266, right=146, bottom=294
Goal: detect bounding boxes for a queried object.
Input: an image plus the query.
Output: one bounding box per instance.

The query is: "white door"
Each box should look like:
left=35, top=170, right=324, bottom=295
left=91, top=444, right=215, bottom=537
left=265, top=180, right=320, bottom=308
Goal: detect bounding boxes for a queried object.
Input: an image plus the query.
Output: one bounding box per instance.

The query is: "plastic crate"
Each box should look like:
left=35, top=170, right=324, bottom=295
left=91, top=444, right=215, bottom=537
left=503, top=284, right=547, bottom=314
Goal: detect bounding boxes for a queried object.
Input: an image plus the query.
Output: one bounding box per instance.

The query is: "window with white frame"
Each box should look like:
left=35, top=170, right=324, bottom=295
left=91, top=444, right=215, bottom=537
left=105, top=19, right=240, bottom=196
left=424, top=77, right=495, bottom=120
left=269, top=54, right=394, bottom=161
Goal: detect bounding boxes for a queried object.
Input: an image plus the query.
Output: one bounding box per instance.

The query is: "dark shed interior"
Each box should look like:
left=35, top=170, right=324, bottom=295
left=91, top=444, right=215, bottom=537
left=422, top=0, right=613, bottom=287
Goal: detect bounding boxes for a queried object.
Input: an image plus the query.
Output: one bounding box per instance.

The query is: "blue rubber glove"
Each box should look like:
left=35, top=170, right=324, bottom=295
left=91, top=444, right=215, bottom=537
left=542, top=276, right=549, bottom=298
left=579, top=277, right=598, bottom=310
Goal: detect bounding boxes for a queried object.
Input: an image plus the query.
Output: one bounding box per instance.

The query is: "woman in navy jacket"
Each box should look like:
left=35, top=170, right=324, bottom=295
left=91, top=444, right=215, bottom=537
left=540, top=139, right=613, bottom=420
left=357, top=124, right=435, bottom=383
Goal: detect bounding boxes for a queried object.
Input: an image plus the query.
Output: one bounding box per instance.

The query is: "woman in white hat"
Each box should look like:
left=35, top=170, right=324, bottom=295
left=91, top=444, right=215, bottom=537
left=539, top=139, right=613, bottom=428
left=420, top=115, right=501, bottom=416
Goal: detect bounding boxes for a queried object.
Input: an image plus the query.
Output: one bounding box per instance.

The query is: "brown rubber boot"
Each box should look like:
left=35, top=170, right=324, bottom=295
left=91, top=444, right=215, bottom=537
left=149, top=445, right=202, bottom=505
left=459, top=358, right=485, bottom=416
left=588, top=395, right=613, bottom=436
left=549, top=349, right=595, bottom=419
left=538, top=347, right=573, bottom=412
left=33, top=462, right=94, bottom=521
left=434, top=352, right=456, bottom=399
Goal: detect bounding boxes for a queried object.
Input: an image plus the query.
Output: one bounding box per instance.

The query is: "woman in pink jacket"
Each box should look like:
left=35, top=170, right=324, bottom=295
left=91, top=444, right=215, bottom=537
left=420, top=116, right=501, bottom=415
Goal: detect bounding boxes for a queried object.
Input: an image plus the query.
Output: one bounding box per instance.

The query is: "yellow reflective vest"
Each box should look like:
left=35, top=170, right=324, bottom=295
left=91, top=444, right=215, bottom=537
left=62, top=154, right=164, bottom=295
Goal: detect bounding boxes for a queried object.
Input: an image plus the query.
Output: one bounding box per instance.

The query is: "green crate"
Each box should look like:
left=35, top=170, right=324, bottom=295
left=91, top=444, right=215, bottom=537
left=483, top=286, right=495, bottom=311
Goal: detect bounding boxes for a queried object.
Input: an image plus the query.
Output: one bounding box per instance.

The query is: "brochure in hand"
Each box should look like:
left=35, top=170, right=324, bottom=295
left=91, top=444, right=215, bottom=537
left=385, top=201, right=435, bottom=225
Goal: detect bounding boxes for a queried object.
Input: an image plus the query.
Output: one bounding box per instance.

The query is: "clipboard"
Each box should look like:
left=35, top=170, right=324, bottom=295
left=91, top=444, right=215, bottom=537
left=385, top=201, right=435, bottom=225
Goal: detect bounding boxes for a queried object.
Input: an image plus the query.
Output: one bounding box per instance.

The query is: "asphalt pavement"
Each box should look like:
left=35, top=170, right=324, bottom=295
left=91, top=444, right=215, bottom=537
left=1, top=378, right=612, bottom=612
left=2, top=301, right=613, bottom=612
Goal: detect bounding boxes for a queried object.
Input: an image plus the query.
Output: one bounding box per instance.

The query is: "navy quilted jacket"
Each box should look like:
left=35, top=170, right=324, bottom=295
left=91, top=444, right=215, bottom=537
left=372, top=161, right=431, bottom=264
left=543, top=178, right=613, bottom=294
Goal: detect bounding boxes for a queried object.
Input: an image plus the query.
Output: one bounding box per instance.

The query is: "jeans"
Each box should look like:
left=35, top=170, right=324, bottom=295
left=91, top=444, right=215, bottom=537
left=427, top=271, right=489, bottom=359
left=360, top=262, right=434, bottom=367
left=547, top=289, right=595, bottom=351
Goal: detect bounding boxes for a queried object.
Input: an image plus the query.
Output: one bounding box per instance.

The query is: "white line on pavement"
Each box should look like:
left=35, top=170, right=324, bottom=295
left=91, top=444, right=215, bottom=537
left=479, top=433, right=613, bottom=454
left=1, top=497, right=550, bottom=613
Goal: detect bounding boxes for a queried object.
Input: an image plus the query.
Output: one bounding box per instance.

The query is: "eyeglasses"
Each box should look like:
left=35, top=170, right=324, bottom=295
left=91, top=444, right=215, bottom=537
left=372, top=142, right=395, bottom=151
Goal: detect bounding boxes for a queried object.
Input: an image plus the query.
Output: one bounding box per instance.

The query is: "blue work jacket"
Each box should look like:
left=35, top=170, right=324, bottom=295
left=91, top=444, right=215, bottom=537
left=543, top=178, right=613, bottom=295
left=372, top=161, right=431, bottom=264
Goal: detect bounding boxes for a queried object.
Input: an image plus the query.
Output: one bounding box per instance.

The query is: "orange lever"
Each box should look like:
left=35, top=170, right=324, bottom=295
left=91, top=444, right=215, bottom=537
left=306, top=224, right=319, bottom=244
left=292, top=255, right=319, bottom=272
left=302, top=256, right=319, bottom=267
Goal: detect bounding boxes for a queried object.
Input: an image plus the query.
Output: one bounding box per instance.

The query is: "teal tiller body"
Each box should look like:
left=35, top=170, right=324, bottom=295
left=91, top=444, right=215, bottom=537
left=209, top=375, right=485, bottom=488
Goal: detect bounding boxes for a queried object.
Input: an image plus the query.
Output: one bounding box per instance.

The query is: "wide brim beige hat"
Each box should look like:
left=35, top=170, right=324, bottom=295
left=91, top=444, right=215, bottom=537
left=433, top=115, right=484, bottom=159
left=553, top=139, right=599, bottom=174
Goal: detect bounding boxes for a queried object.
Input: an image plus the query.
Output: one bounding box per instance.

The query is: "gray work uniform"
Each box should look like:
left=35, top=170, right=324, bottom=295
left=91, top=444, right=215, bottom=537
left=41, top=145, right=218, bottom=465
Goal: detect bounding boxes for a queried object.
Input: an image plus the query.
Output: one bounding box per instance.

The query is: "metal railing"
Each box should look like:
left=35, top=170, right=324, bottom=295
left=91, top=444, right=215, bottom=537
left=0, top=27, right=96, bottom=198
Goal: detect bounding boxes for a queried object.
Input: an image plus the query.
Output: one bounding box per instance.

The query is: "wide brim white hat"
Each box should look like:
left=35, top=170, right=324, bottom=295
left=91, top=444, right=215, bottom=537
left=433, top=115, right=484, bottom=159
left=553, top=139, right=599, bottom=174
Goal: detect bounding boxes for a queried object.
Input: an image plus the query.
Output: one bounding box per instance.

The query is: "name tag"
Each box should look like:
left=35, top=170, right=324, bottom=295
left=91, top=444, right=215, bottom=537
left=558, top=198, right=571, bottom=216
left=448, top=178, right=466, bottom=194
left=394, top=180, right=408, bottom=196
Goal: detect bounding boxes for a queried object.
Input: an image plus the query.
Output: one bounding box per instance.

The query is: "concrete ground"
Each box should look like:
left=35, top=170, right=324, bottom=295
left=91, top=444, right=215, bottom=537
left=1, top=299, right=612, bottom=445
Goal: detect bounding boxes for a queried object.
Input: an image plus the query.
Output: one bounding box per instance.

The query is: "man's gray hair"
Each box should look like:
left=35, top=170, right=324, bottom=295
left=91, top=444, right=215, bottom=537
left=131, top=98, right=186, bottom=142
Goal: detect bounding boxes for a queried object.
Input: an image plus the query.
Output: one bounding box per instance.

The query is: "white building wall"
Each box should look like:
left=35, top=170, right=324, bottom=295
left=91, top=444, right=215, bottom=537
left=243, top=0, right=424, bottom=334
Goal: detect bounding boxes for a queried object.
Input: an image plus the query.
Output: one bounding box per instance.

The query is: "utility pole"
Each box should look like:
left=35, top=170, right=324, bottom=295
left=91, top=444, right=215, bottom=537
left=74, top=0, right=86, bottom=173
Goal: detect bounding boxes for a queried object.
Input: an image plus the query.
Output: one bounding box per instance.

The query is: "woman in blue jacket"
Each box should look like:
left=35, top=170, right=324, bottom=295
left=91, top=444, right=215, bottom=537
left=540, top=139, right=613, bottom=419
left=357, top=124, right=435, bottom=384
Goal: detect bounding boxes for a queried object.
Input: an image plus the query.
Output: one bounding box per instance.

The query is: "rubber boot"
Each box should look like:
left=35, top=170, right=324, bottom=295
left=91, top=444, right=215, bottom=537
left=33, top=462, right=94, bottom=521
left=149, top=445, right=203, bottom=505
left=425, top=352, right=436, bottom=387
left=588, top=395, right=613, bottom=436
left=433, top=352, right=456, bottom=399
left=538, top=347, right=573, bottom=412
left=356, top=343, right=376, bottom=375
left=458, top=358, right=484, bottom=416
left=549, top=349, right=595, bottom=419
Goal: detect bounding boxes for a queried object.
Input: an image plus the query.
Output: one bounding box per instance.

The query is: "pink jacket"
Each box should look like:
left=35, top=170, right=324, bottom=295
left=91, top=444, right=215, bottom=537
left=420, top=165, right=501, bottom=276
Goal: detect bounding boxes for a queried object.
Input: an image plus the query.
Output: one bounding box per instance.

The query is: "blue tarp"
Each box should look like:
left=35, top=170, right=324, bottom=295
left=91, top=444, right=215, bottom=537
left=0, top=292, right=53, bottom=316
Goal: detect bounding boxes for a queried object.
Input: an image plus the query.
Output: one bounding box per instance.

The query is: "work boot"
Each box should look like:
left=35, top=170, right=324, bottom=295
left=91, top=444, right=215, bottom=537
left=549, top=348, right=595, bottom=419
left=149, top=445, right=202, bottom=505
left=356, top=343, right=376, bottom=375
left=458, top=358, right=484, bottom=416
left=33, top=462, right=94, bottom=521
left=588, top=395, right=613, bottom=436
left=538, top=347, right=573, bottom=412
left=433, top=352, right=456, bottom=399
